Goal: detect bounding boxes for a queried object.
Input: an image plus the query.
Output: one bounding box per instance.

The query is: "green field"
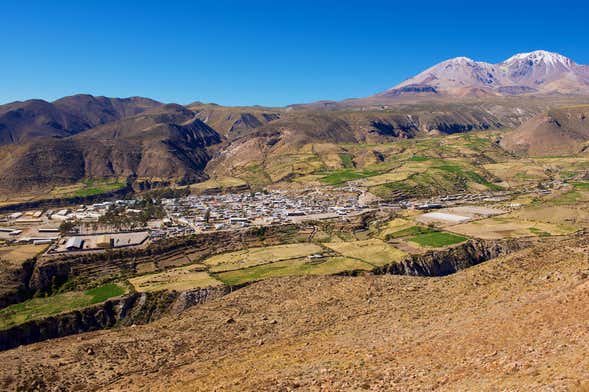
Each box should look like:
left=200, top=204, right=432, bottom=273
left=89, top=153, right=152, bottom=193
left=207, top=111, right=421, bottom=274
left=408, top=232, right=468, bottom=248
left=0, top=283, right=126, bottom=330
left=213, top=257, right=373, bottom=286
left=71, top=179, right=126, bottom=197
left=319, top=169, right=381, bottom=185
left=385, top=225, right=436, bottom=239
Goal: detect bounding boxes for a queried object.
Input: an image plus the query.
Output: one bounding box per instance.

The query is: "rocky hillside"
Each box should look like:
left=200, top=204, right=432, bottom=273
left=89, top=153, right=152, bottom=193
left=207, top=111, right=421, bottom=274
left=2, top=236, right=589, bottom=390
left=0, top=94, right=161, bottom=145
left=501, top=104, right=589, bottom=156
left=0, top=104, right=222, bottom=192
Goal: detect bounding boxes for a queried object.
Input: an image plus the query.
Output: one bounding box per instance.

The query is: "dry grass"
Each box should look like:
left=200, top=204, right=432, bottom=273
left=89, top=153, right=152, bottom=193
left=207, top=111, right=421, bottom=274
left=0, top=244, right=47, bottom=265
left=324, top=239, right=407, bottom=266
left=190, top=177, right=247, bottom=192
left=5, top=237, right=589, bottom=391
left=204, top=243, right=323, bottom=272
left=213, top=256, right=373, bottom=286
left=377, top=218, right=415, bottom=239
left=129, top=265, right=221, bottom=292
left=448, top=215, right=577, bottom=239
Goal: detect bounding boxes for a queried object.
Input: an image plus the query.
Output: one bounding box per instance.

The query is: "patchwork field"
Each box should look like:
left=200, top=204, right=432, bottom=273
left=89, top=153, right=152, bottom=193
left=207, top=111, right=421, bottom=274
left=0, top=284, right=126, bottom=330
left=213, top=256, right=373, bottom=286
left=204, top=243, right=324, bottom=272
left=222, top=131, right=528, bottom=196
left=129, top=265, right=222, bottom=292
left=324, top=239, right=406, bottom=266
left=448, top=216, right=578, bottom=239
left=377, top=218, right=415, bottom=239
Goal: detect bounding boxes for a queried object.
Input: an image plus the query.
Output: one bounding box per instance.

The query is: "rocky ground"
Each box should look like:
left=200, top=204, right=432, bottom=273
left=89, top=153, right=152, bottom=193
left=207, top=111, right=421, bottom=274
left=2, top=236, right=589, bottom=391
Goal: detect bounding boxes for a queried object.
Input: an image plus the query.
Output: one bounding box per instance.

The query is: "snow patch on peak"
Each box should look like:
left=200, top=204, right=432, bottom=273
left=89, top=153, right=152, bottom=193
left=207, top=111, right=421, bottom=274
left=445, top=56, right=475, bottom=64
left=503, top=50, right=574, bottom=68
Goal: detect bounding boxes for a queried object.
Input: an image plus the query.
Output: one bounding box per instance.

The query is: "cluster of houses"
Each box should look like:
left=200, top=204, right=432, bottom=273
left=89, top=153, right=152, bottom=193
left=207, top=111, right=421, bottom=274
left=161, top=190, right=365, bottom=232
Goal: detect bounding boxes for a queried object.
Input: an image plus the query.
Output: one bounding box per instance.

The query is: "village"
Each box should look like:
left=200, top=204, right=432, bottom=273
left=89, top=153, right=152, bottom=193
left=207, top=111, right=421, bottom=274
left=0, top=189, right=366, bottom=254
left=0, top=182, right=559, bottom=256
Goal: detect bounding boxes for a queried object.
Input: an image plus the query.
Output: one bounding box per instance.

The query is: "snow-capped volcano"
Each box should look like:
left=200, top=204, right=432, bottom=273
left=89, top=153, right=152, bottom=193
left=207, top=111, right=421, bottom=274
left=382, top=50, right=589, bottom=97
left=503, top=50, right=574, bottom=68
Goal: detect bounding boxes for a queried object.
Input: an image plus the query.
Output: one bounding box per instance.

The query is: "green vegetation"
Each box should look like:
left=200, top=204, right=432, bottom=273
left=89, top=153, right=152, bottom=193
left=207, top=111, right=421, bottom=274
left=72, top=179, right=126, bottom=197
left=436, top=164, right=463, bottom=173
left=571, top=181, right=589, bottom=190
left=85, top=284, right=126, bottom=303
left=386, top=225, right=436, bottom=239
left=129, top=267, right=222, bottom=292
left=529, top=227, right=551, bottom=237
left=464, top=171, right=503, bottom=191
left=408, top=156, right=429, bottom=162
left=98, top=198, right=165, bottom=230
left=0, top=283, right=125, bottom=330
left=409, top=232, right=468, bottom=248
left=319, top=169, right=381, bottom=185
left=339, top=153, right=354, bottom=168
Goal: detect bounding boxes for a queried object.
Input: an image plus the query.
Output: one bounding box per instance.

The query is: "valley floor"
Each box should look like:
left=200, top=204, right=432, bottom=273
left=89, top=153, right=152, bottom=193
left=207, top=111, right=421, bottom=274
left=2, top=236, right=589, bottom=391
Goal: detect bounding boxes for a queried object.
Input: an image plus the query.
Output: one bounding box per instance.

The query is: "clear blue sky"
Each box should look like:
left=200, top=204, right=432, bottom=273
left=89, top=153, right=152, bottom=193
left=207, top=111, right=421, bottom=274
left=2, top=0, right=588, bottom=106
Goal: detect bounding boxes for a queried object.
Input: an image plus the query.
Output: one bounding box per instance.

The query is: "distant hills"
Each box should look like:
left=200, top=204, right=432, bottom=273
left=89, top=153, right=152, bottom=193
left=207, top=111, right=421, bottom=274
left=0, top=103, right=220, bottom=192
left=1, top=51, right=589, bottom=193
left=501, top=104, right=589, bottom=156
left=0, top=95, right=161, bottom=145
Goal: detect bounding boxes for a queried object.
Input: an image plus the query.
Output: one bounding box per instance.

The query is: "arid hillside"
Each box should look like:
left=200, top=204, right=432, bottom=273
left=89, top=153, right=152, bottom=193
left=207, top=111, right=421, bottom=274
left=502, top=105, right=589, bottom=156
left=0, top=94, right=161, bottom=145
left=0, top=104, right=222, bottom=192
left=3, top=236, right=589, bottom=391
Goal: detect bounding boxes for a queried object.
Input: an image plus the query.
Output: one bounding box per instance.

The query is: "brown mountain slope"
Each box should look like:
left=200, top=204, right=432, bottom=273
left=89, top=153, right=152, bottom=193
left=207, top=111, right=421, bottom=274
left=0, top=104, right=221, bottom=192
left=187, top=103, right=283, bottom=139
left=2, top=237, right=589, bottom=391
left=501, top=105, right=589, bottom=156
left=206, top=99, right=552, bottom=180
left=0, top=94, right=161, bottom=145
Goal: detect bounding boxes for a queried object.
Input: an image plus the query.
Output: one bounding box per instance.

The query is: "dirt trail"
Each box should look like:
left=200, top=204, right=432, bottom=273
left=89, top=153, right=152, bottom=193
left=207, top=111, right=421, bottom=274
left=2, top=237, right=589, bottom=391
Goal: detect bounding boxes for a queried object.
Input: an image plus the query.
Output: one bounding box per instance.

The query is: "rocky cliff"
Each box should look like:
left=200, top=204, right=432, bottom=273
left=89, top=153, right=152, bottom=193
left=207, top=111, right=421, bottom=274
left=377, top=238, right=536, bottom=276
left=0, top=285, right=228, bottom=351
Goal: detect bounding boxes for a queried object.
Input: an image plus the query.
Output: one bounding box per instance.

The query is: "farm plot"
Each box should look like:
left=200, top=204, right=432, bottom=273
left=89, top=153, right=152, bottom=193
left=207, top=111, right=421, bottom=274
left=204, top=243, right=324, bottom=272
left=0, top=244, right=47, bottom=265
left=0, top=283, right=126, bottom=330
left=377, top=218, right=417, bottom=239
left=509, top=205, right=589, bottom=227
left=483, top=161, right=547, bottom=186
left=324, top=239, right=407, bottom=267
left=213, top=256, right=373, bottom=286
left=129, top=265, right=221, bottom=292
left=407, top=232, right=468, bottom=248
left=448, top=216, right=578, bottom=240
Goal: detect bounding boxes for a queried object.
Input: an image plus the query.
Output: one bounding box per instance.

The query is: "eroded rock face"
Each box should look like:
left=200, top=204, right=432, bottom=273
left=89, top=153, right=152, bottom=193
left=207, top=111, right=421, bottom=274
left=0, top=286, right=229, bottom=351
left=376, top=238, right=535, bottom=276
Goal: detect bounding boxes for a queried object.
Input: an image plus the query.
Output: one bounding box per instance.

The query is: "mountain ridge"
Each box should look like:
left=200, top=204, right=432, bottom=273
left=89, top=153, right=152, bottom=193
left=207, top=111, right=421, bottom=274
left=383, top=50, right=589, bottom=98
